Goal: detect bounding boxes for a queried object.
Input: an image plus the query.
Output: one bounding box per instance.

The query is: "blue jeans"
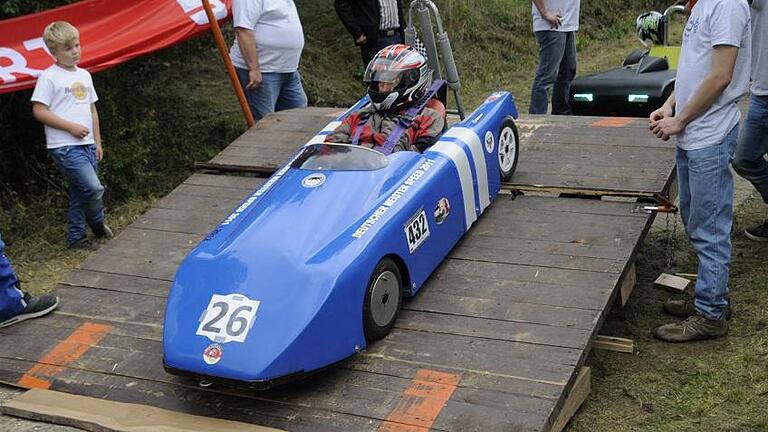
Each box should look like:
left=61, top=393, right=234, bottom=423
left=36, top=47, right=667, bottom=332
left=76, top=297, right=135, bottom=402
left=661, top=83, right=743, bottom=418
left=677, top=125, right=738, bottom=320
left=235, top=68, right=308, bottom=122
left=0, top=233, right=24, bottom=322
left=732, top=94, right=768, bottom=203
left=49, top=144, right=106, bottom=245
left=529, top=31, right=577, bottom=115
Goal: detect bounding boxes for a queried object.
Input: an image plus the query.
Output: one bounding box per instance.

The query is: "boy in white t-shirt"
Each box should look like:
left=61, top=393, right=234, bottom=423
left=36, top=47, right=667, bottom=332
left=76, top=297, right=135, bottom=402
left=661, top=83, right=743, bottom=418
left=31, top=21, right=112, bottom=249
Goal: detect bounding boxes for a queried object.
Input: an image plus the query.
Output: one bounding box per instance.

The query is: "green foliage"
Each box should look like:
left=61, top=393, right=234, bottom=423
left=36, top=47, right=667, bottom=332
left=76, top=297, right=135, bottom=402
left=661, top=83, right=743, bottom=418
left=0, top=0, right=77, bottom=19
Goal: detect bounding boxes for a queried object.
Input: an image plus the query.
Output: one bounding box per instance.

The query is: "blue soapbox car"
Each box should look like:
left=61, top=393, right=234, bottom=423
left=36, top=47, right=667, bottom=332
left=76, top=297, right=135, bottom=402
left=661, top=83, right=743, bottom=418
left=162, top=89, right=520, bottom=388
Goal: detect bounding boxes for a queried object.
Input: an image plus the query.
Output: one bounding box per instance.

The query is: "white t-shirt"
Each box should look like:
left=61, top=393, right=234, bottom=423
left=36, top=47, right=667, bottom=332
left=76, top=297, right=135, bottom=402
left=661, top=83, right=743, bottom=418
left=750, top=0, right=768, bottom=95
left=229, top=0, right=304, bottom=73
left=532, top=0, right=580, bottom=33
left=30, top=64, right=98, bottom=149
left=675, top=0, right=751, bottom=151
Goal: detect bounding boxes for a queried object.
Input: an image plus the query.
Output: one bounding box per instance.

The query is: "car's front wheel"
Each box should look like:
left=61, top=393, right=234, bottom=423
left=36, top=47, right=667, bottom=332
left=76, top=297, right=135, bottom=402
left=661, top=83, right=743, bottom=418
left=363, top=258, right=403, bottom=341
left=498, top=117, right=520, bottom=182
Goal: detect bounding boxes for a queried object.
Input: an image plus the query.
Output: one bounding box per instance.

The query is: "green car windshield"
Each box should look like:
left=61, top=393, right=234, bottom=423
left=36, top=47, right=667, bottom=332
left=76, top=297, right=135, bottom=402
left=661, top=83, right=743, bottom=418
left=292, top=143, right=389, bottom=171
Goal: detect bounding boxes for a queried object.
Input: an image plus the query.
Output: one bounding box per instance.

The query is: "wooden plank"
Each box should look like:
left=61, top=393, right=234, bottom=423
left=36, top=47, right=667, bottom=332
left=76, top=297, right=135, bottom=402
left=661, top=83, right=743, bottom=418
left=548, top=367, right=591, bottom=432
left=0, top=329, right=557, bottom=431
left=593, top=336, right=634, bottom=354
left=184, top=173, right=263, bottom=190
left=0, top=358, right=385, bottom=432
left=134, top=207, right=228, bottom=235
left=654, top=273, right=691, bottom=292
left=1, top=389, right=285, bottom=432
left=395, top=310, right=590, bottom=350
left=519, top=132, right=669, bottom=148
left=405, top=292, right=600, bottom=330
left=620, top=262, right=637, bottom=306
left=205, top=108, right=675, bottom=196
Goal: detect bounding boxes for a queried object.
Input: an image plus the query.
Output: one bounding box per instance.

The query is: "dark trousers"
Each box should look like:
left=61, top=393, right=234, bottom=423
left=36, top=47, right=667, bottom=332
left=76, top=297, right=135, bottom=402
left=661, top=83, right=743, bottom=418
left=360, top=33, right=404, bottom=69
left=529, top=31, right=577, bottom=115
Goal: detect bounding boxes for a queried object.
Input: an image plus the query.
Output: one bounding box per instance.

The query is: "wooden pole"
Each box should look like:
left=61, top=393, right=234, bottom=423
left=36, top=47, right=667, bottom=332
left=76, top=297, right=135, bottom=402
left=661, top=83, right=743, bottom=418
left=201, top=0, right=255, bottom=128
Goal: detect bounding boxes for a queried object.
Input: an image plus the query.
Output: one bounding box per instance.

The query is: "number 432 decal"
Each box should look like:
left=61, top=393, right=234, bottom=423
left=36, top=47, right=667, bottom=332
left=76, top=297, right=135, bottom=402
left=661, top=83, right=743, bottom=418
left=196, top=294, right=260, bottom=343
left=405, top=209, right=430, bottom=254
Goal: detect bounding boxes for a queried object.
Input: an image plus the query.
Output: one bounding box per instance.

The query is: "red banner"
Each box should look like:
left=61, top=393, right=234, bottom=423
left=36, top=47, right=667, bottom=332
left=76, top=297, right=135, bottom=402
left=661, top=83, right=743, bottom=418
left=0, top=0, right=232, bottom=94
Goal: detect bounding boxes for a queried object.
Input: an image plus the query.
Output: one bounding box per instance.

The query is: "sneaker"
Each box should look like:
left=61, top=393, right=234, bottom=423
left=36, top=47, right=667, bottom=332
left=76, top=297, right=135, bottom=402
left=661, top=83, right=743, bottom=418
left=67, top=237, right=97, bottom=250
left=664, top=298, right=733, bottom=320
left=0, top=293, right=59, bottom=328
left=653, top=313, right=728, bottom=343
left=91, top=222, right=113, bottom=239
left=744, top=221, right=768, bottom=242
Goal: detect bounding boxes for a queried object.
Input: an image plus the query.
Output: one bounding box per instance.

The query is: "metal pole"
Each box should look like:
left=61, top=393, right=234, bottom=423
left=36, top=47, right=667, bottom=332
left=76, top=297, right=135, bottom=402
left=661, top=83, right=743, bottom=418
left=201, top=0, right=255, bottom=128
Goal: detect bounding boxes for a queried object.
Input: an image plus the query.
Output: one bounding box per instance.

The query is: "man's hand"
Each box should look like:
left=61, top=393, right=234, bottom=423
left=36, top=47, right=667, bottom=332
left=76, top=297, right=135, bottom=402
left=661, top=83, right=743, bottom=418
left=95, top=143, right=103, bottom=161
left=649, top=104, right=673, bottom=123
left=650, top=116, right=685, bottom=141
left=355, top=34, right=368, bottom=45
left=544, top=10, right=562, bottom=28
left=68, top=123, right=90, bottom=139
left=247, top=68, right=262, bottom=90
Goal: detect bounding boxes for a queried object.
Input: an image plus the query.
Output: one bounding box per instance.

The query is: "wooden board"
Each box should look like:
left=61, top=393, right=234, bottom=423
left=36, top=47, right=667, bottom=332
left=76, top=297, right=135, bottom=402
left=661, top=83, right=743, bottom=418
left=2, top=388, right=285, bottom=432
left=0, top=171, right=655, bottom=432
left=206, top=108, right=676, bottom=196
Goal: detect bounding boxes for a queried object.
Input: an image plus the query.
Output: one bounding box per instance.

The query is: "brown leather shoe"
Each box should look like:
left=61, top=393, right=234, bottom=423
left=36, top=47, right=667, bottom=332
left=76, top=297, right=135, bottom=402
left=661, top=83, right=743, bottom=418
left=654, top=314, right=728, bottom=343
left=664, top=298, right=732, bottom=320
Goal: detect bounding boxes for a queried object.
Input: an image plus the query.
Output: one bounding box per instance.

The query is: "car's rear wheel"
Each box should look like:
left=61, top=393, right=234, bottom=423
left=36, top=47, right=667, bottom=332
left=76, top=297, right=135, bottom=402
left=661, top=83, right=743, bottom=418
left=363, top=258, right=403, bottom=341
left=498, top=117, right=520, bottom=182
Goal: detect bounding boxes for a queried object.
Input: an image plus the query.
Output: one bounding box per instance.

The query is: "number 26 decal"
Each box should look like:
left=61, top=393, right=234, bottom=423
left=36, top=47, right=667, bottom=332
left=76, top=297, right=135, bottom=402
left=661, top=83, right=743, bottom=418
left=196, top=294, right=260, bottom=343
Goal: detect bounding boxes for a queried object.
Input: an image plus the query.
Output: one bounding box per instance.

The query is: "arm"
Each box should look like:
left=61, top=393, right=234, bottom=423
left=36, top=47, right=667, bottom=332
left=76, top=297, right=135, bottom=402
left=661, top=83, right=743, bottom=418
left=334, top=0, right=366, bottom=44
left=408, top=107, right=446, bottom=151
left=91, top=104, right=102, bottom=161
left=532, top=0, right=562, bottom=29
left=235, top=27, right=262, bottom=90
left=32, top=102, right=89, bottom=139
left=650, top=45, right=738, bottom=141
left=325, top=114, right=356, bottom=143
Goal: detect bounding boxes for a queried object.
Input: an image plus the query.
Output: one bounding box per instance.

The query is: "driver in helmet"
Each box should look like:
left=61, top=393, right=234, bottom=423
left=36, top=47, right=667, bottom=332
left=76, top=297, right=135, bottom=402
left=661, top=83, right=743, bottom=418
left=325, top=44, right=445, bottom=153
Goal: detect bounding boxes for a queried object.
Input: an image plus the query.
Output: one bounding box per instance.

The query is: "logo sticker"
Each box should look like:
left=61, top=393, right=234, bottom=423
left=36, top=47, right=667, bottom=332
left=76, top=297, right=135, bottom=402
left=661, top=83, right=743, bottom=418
left=302, top=173, right=326, bottom=188
left=484, top=131, right=495, bottom=153
left=434, top=198, right=451, bottom=224
left=203, top=343, right=223, bottom=365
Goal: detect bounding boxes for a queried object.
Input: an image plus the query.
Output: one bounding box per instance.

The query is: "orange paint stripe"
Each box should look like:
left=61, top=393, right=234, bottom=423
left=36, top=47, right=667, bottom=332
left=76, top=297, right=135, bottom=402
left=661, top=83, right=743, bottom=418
left=379, top=369, right=461, bottom=432
left=590, top=117, right=635, bottom=128
left=17, top=322, right=112, bottom=389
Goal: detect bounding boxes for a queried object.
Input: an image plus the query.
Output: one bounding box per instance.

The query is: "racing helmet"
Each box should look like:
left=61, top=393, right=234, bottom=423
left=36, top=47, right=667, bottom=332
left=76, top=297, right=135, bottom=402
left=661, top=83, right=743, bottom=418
left=364, top=44, right=432, bottom=112
left=635, top=11, right=666, bottom=46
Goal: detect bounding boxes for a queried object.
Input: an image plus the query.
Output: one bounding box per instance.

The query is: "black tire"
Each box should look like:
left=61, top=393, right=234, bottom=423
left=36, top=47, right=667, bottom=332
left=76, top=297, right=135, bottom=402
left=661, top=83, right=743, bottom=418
left=498, top=117, right=520, bottom=182
left=363, top=258, right=403, bottom=341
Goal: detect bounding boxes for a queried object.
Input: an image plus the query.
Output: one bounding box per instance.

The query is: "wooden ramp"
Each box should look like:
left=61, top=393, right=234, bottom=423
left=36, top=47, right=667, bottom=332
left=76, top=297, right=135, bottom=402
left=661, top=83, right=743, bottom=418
left=0, top=108, right=675, bottom=432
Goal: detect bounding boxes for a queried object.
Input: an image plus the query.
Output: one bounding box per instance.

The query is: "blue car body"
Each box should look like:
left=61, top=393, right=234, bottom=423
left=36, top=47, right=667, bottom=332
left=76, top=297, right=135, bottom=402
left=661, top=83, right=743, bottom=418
left=163, top=91, right=519, bottom=386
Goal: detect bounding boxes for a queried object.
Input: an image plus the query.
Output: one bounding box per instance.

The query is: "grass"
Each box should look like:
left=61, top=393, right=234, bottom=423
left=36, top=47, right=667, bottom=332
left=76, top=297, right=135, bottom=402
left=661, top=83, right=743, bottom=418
left=570, top=196, right=768, bottom=431
left=4, top=1, right=767, bottom=430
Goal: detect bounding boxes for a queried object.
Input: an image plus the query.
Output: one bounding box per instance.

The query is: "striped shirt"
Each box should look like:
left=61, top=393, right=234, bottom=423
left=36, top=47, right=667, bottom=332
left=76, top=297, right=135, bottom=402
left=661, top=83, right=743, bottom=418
left=378, top=0, right=400, bottom=30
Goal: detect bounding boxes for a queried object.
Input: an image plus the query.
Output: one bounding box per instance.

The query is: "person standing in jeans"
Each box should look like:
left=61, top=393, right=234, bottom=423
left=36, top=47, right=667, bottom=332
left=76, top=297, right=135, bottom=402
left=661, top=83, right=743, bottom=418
left=732, top=0, right=768, bottom=241
left=529, top=0, right=580, bottom=115
left=230, top=0, right=308, bottom=122
left=335, top=0, right=405, bottom=69
left=649, top=0, right=751, bottom=342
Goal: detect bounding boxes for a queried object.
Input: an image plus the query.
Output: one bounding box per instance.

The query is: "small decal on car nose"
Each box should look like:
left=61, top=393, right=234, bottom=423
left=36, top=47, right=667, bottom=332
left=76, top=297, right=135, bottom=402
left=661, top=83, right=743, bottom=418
left=203, top=343, right=223, bottom=365
left=302, top=173, right=326, bottom=188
